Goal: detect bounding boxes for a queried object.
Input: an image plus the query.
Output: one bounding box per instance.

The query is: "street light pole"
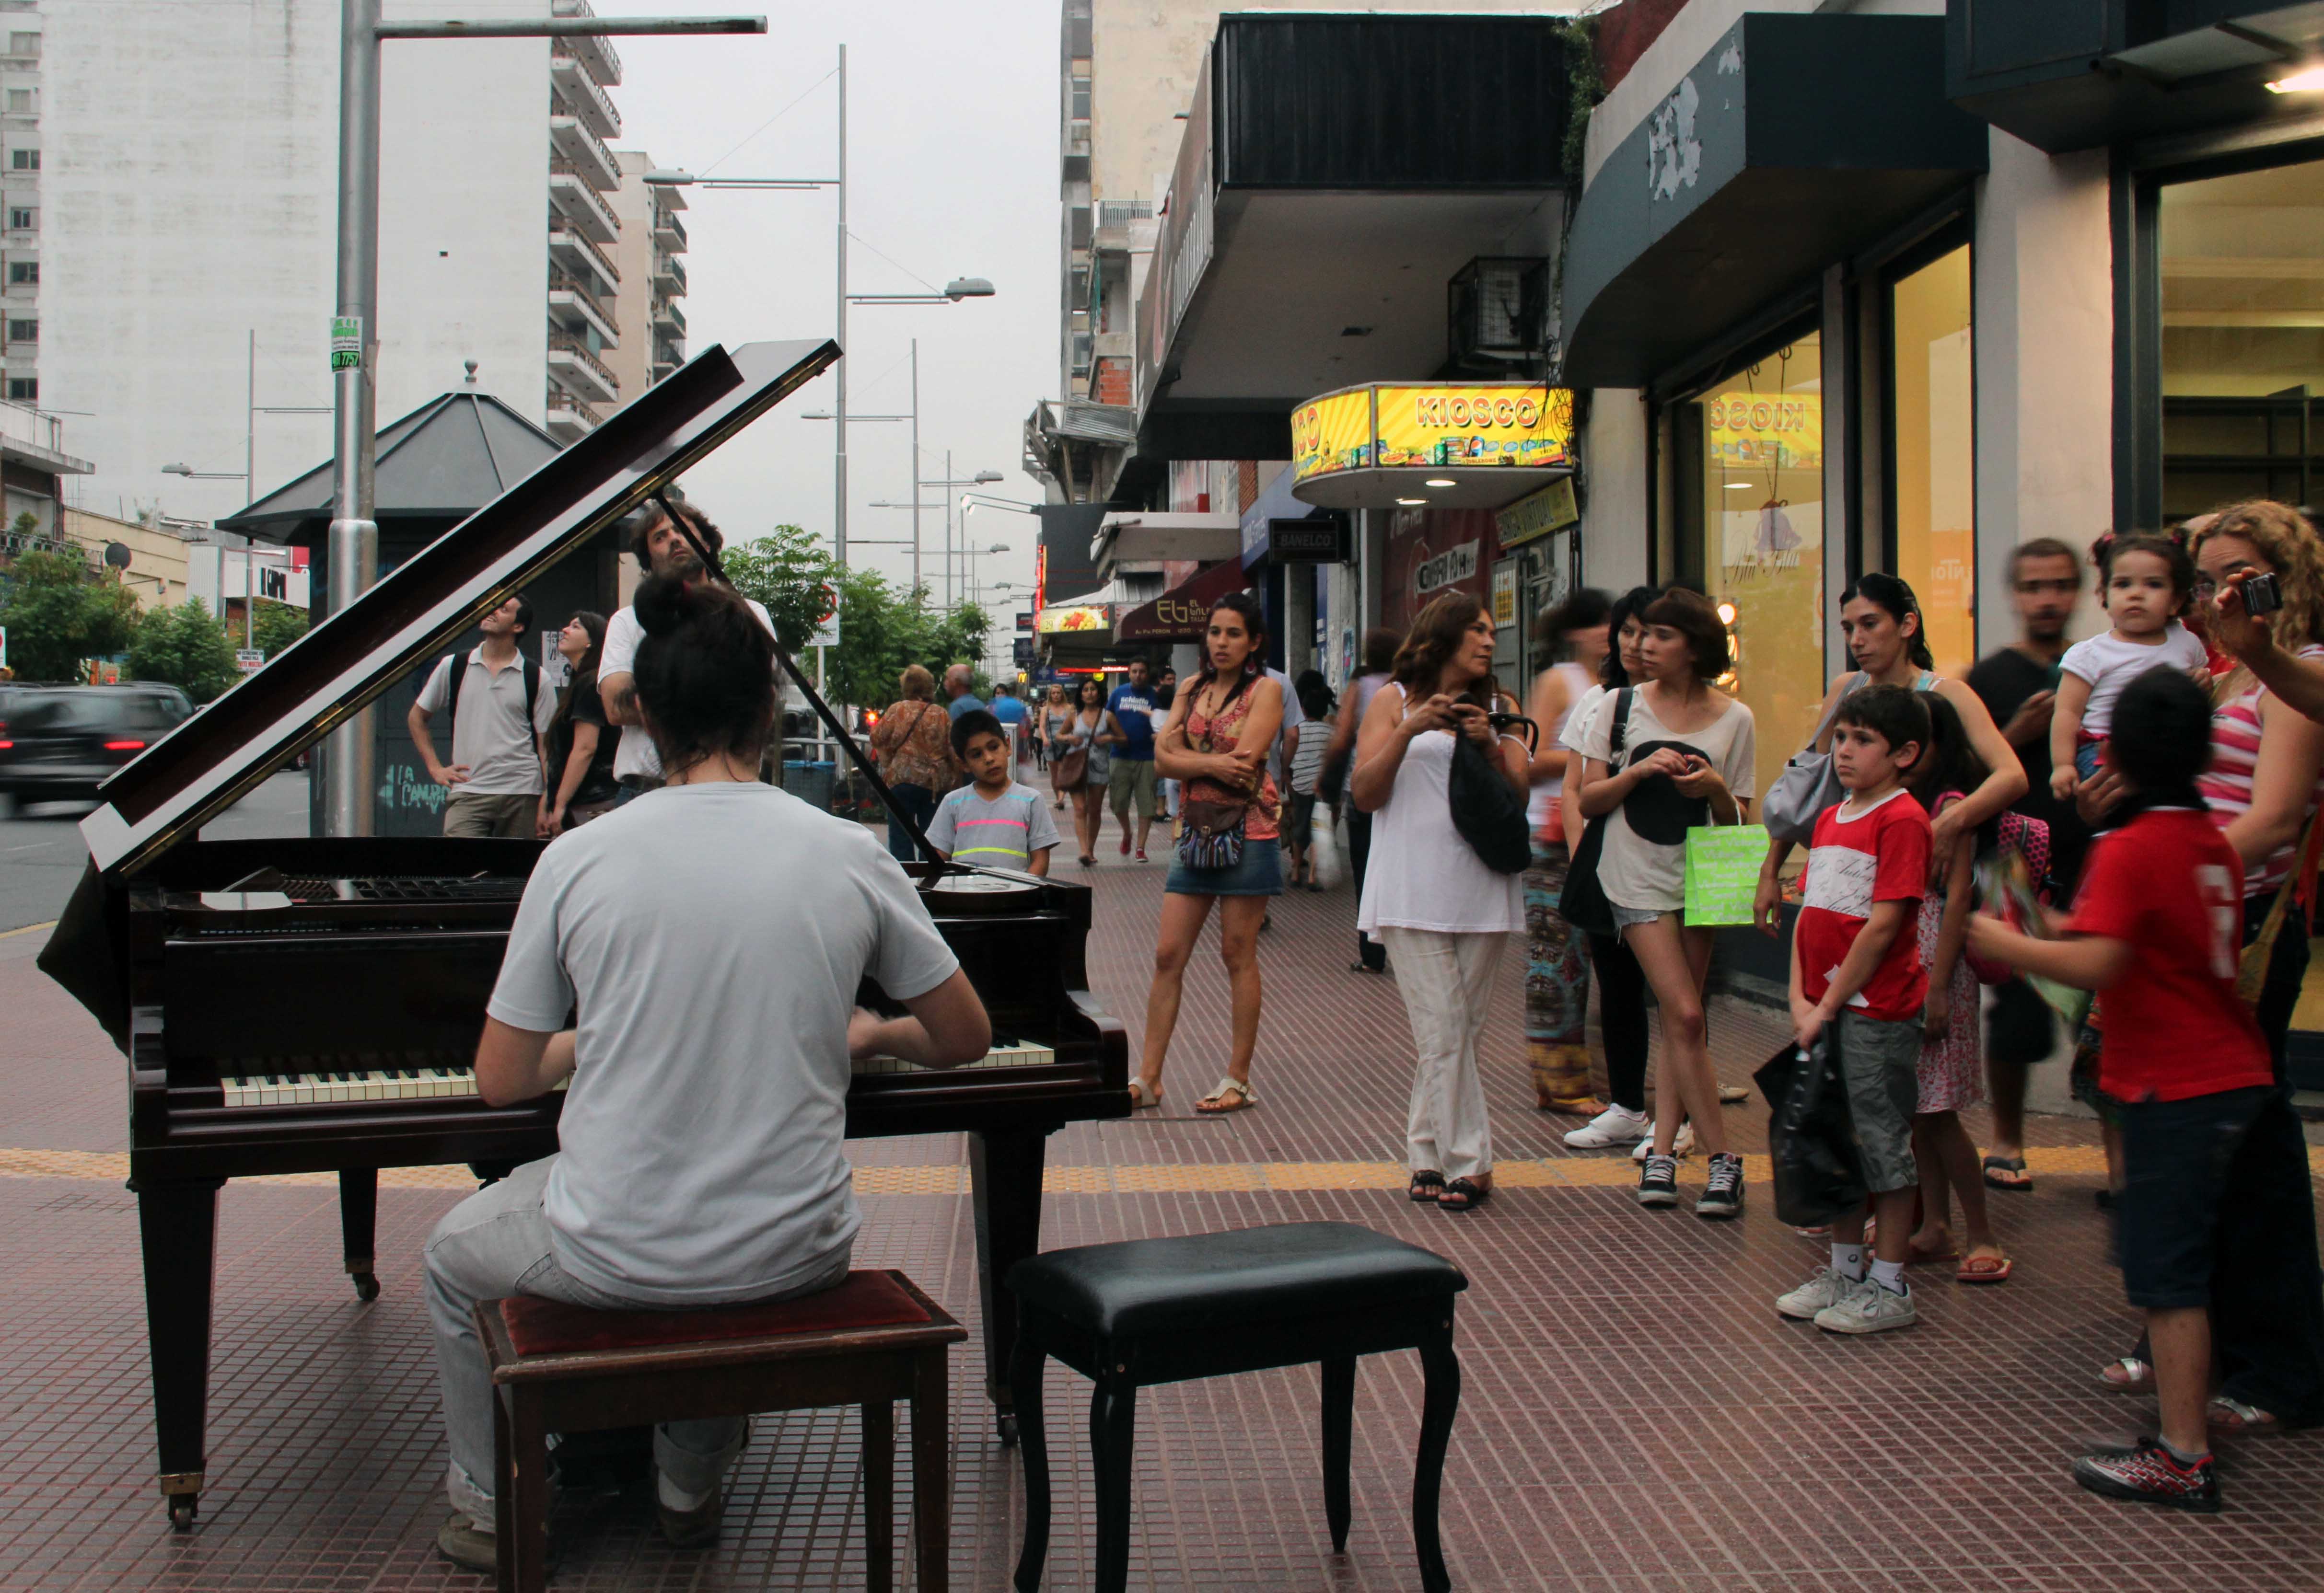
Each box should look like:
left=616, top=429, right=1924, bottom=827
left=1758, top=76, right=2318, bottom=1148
left=909, top=337, right=919, bottom=597
left=834, top=42, right=848, bottom=568
left=322, top=5, right=764, bottom=843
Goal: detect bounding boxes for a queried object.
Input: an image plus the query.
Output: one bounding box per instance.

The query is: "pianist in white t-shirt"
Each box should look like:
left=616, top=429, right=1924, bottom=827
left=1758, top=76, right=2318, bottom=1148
left=420, top=573, right=989, bottom=1576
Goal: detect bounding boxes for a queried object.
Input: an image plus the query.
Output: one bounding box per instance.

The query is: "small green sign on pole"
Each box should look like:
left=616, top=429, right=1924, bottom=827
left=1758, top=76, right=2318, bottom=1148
left=330, top=316, right=363, bottom=372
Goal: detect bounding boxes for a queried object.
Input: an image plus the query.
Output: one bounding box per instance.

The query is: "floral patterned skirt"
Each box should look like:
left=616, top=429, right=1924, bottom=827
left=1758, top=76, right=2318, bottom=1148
left=1524, top=839, right=1603, bottom=1106
left=1914, top=891, right=1983, bottom=1114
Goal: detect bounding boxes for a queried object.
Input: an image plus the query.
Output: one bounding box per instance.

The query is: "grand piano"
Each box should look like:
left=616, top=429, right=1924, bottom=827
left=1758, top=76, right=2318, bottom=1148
left=38, top=339, right=1130, bottom=1530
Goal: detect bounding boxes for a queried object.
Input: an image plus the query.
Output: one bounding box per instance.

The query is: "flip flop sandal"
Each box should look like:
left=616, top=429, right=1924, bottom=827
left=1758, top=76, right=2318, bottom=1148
left=2208, top=1397, right=2281, bottom=1433
left=1408, top=1170, right=1444, bottom=1204
left=1981, top=1154, right=2034, bottom=1191
left=1716, top=1085, right=1750, bottom=1105
left=1437, top=1177, right=1491, bottom=1212
left=2099, top=1356, right=2155, bottom=1393
left=1127, top=1079, right=1162, bottom=1110
left=1195, top=1077, right=1257, bottom=1114
left=1955, top=1254, right=2013, bottom=1285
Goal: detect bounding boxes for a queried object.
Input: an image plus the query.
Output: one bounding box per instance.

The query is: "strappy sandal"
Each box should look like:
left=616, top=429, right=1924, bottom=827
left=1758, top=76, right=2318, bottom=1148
left=1437, top=1177, right=1491, bottom=1213
left=1195, top=1077, right=1257, bottom=1114
left=1981, top=1154, right=2033, bottom=1191
left=2208, top=1397, right=2282, bottom=1434
left=2099, top=1356, right=2154, bottom=1393
left=1408, top=1170, right=1444, bottom=1204
left=1127, top=1079, right=1162, bottom=1110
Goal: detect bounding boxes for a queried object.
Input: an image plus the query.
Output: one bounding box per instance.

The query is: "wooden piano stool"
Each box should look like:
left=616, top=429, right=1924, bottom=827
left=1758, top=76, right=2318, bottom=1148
left=475, top=1270, right=965, bottom=1593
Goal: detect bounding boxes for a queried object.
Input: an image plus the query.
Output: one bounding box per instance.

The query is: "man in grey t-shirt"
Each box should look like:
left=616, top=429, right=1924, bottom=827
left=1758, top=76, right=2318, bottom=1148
left=407, top=592, right=555, bottom=837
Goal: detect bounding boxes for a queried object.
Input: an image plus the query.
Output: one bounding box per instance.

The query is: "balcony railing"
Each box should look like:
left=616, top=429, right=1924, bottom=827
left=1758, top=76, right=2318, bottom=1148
left=548, top=333, right=617, bottom=391
left=652, top=296, right=686, bottom=335
left=549, top=46, right=621, bottom=138
left=549, top=109, right=620, bottom=190
left=653, top=252, right=687, bottom=293
left=548, top=271, right=620, bottom=338
left=1097, top=198, right=1152, bottom=230
left=653, top=208, right=688, bottom=250
left=548, top=159, right=620, bottom=240
left=544, top=388, right=602, bottom=428
left=547, top=222, right=619, bottom=287
left=551, top=0, right=621, bottom=84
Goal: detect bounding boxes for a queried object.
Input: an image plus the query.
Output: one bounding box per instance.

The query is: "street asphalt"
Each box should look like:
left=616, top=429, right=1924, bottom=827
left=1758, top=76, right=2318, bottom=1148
left=0, top=770, right=311, bottom=934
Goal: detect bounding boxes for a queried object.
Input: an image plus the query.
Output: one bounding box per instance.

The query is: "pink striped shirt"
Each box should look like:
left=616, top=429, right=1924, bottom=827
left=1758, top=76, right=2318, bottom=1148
left=2197, top=644, right=2324, bottom=898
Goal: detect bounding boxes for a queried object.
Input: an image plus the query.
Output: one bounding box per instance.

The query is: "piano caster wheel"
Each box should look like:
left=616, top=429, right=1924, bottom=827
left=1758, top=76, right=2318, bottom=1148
left=350, top=1272, right=380, bottom=1303
left=996, top=1412, right=1019, bottom=1447
left=167, top=1496, right=198, bottom=1531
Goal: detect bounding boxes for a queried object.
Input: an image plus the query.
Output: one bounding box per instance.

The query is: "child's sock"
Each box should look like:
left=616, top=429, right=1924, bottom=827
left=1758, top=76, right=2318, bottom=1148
left=1831, top=1243, right=1867, bottom=1281
left=2160, top=1438, right=2213, bottom=1468
left=1870, top=1257, right=1908, bottom=1295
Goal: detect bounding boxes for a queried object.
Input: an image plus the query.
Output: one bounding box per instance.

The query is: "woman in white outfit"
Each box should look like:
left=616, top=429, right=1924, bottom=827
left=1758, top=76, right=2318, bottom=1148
left=1352, top=592, right=1530, bottom=1213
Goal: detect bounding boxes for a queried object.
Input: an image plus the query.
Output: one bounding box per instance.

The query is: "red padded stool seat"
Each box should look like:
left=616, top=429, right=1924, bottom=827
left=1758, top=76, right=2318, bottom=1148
left=477, top=1268, right=964, bottom=1593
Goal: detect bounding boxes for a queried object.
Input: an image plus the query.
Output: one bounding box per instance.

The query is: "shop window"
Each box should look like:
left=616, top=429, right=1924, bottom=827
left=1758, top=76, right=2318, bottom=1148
left=1677, top=332, right=1823, bottom=802
left=1888, top=242, right=1976, bottom=678
left=2157, top=157, right=2324, bottom=520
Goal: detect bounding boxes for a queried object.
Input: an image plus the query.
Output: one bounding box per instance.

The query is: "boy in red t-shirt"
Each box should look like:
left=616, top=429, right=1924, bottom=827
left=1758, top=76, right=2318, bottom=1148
left=1777, top=684, right=1932, bottom=1337
left=1970, top=667, right=2318, bottom=1514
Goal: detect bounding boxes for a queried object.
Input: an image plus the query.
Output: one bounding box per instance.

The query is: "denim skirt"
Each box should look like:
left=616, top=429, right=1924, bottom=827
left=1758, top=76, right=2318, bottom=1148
left=1165, top=836, right=1283, bottom=897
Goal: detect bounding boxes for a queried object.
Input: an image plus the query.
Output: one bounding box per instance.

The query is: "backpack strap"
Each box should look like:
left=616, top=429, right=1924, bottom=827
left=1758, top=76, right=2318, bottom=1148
left=442, top=649, right=473, bottom=750
left=521, top=656, right=540, bottom=724
left=1606, top=686, right=1635, bottom=768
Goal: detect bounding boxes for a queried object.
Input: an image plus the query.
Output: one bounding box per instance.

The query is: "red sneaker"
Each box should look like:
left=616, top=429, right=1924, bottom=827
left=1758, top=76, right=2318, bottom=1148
left=1119, top=833, right=1131, bottom=855
left=1135, top=849, right=1148, bottom=863
left=2072, top=1438, right=2220, bottom=1513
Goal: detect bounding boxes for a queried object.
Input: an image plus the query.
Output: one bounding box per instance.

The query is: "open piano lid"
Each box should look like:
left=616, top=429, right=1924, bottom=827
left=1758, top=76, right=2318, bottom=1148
left=78, top=338, right=838, bottom=878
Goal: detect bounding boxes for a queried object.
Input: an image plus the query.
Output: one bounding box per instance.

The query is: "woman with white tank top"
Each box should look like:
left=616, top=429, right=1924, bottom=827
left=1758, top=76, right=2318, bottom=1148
left=1352, top=593, right=1530, bottom=1213
left=1522, top=590, right=1614, bottom=1117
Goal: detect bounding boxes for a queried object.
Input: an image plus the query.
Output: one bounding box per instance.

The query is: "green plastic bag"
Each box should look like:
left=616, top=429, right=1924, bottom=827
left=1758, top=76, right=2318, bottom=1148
left=1685, top=821, right=1771, bottom=927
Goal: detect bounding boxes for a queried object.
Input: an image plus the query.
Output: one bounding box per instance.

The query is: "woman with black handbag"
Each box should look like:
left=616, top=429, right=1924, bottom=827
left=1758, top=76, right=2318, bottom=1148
left=1353, top=593, right=1530, bottom=1213
left=1131, top=591, right=1285, bottom=1115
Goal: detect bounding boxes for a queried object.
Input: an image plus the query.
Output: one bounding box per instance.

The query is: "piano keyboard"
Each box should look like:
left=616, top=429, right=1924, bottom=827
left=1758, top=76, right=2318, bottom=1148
left=851, top=1039, right=1057, bottom=1075
left=220, top=1040, right=1059, bottom=1107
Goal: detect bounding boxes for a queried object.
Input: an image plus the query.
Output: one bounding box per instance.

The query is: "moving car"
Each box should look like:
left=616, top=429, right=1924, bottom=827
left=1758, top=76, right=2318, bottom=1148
left=0, top=682, right=193, bottom=811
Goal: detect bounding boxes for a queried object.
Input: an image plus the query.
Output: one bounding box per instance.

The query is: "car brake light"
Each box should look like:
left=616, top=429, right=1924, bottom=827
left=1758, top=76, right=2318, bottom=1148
left=104, top=740, right=147, bottom=751
left=0, top=740, right=10, bottom=750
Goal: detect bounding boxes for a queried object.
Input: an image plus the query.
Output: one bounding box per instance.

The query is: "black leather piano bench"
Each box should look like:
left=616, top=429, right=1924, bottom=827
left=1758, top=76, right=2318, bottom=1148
left=1004, top=1222, right=1468, bottom=1593
left=474, top=1269, right=966, bottom=1593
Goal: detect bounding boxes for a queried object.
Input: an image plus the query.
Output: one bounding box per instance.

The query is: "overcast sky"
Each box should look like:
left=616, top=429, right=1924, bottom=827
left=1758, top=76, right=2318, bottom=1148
left=612, top=0, right=1058, bottom=617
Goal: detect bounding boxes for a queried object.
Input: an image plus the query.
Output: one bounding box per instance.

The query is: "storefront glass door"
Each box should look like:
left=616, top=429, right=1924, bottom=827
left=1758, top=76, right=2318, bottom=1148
left=2158, top=157, right=2324, bottom=521
left=1889, top=244, right=1976, bottom=678
left=1686, top=335, right=1824, bottom=802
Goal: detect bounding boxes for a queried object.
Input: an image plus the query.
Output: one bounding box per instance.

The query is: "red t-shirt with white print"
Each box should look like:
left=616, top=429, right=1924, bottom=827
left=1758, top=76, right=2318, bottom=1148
left=2068, top=807, right=2271, bottom=1103
left=1794, top=788, right=1932, bottom=1023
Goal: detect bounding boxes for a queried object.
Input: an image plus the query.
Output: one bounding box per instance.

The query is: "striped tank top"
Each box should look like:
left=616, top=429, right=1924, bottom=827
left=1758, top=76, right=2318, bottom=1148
left=2196, top=644, right=2324, bottom=898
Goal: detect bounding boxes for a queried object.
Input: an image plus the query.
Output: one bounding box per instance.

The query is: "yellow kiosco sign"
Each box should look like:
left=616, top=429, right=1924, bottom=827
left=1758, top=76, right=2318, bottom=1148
left=1293, top=384, right=1575, bottom=484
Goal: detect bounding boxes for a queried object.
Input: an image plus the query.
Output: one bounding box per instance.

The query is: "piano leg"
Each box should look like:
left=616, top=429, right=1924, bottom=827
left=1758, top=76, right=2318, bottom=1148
left=967, top=1128, right=1049, bottom=1447
left=337, top=1168, right=379, bottom=1301
left=133, top=1177, right=224, bottom=1530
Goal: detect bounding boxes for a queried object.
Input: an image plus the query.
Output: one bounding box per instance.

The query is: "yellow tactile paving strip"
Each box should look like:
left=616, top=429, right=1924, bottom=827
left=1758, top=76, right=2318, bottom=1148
left=0, top=1141, right=2224, bottom=1193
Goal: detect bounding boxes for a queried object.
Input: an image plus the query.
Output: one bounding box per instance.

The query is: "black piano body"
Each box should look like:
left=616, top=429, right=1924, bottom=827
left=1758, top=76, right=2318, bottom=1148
left=38, top=339, right=1128, bottom=1530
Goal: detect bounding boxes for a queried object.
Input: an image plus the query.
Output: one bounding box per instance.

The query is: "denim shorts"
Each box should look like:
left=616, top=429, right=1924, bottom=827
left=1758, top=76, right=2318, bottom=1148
left=1165, top=836, right=1283, bottom=897
left=1610, top=903, right=1666, bottom=931
left=1835, top=1009, right=1922, bottom=1194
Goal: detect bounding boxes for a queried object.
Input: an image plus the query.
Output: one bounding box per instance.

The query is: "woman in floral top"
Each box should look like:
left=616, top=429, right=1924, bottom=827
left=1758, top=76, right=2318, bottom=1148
left=869, top=664, right=954, bottom=862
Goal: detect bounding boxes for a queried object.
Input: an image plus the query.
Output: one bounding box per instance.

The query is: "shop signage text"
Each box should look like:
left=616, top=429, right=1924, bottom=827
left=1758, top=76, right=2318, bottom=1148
left=1496, top=479, right=1580, bottom=548
left=1707, top=392, right=1822, bottom=473
left=1037, top=605, right=1109, bottom=635
left=1414, top=540, right=1480, bottom=597
left=1267, top=516, right=1348, bottom=563
left=1491, top=566, right=1518, bottom=630
left=1292, top=383, right=1576, bottom=485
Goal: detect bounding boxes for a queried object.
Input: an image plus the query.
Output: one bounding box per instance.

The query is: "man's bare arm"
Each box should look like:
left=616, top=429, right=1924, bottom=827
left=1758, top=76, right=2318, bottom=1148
left=600, top=670, right=641, bottom=728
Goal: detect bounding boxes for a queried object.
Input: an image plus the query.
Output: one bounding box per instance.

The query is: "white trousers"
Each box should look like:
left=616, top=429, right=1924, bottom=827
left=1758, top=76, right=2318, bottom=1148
left=1382, top=926, right=1506, bottom=1181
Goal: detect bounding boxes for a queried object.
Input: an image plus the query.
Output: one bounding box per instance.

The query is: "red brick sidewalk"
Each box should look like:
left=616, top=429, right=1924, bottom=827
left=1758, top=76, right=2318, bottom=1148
left=0, top=854, right=2319, bottom=1590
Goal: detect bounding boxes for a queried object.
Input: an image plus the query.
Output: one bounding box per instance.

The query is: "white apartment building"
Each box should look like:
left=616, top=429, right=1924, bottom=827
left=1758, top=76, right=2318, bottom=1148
left=16, top=0, right=654, bottom=525
left=597, top=149, right=689, bottom=427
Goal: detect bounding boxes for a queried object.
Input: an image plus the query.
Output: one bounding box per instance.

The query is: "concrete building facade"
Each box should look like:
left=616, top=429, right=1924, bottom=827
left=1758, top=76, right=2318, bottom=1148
left=597, top=149, right=688, bottom=427
left=20, top=0, right=647, bottom=526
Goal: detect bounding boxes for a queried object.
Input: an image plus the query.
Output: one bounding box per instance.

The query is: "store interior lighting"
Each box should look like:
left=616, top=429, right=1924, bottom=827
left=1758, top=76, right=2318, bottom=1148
left=2266, top=65, right=2324, bottom=93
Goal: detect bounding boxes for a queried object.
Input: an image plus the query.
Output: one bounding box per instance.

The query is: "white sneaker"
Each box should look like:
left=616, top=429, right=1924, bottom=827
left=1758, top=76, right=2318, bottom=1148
left=1629, top=1122, right=1696, bottom=1161
left=1814, top=1278, right=1919, bottom=1335
left=1564, top=1105, right=1650, bottom=1150
left=1775, top=1267, right=1859, bottom=1321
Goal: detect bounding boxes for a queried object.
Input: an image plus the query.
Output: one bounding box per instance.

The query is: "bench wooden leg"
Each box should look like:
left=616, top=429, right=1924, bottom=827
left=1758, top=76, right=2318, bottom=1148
left=505, top=1388, right=553, bottom=1593
left=1089, top=1377, right=1137, bottom=1593
left=1009, top=1335, right=1048, bottom=1593
left=863, top=1400, right=894, bottom=1593
left=337, top=1167, right=379, bottom=1301
left=912, top=1346, right=951, bottom=1593
left=1320, top=1355, right=1354, bottom=1552
left=1412, top=1331, right=1460, bottom=1593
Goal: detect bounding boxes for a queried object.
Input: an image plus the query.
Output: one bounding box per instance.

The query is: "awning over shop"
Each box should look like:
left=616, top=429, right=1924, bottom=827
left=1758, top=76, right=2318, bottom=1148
left=1948, top=2, right=2324, bottom=154
left=1287, top=382, right=1575, bottom=514
left=1561, top=13, right=1988, bottom=389
left=1092, top=512, right=1241, bottom=581
left=1116, top=556, right=1253, bottom=643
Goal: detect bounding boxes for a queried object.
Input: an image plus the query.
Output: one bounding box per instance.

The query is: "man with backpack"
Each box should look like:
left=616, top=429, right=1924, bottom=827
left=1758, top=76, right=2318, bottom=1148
left=407, top=592, right=556, bottom=838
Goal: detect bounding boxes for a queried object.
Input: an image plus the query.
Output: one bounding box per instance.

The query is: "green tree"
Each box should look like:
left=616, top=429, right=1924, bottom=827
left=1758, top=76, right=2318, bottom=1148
left=249, top=596, right=310, bottom=660
left=128, top=599, right=242, bottom=704
left=0, top=549, right=140, bottom=682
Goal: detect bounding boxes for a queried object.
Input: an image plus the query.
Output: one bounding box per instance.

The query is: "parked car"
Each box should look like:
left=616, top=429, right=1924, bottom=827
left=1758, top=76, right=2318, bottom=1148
left=0, top=682, right=193, bottom=811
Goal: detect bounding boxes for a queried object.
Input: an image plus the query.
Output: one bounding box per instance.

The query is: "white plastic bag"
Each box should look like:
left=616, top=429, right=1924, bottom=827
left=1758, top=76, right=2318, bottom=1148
left=1309, top=800, right=1345, bottom=889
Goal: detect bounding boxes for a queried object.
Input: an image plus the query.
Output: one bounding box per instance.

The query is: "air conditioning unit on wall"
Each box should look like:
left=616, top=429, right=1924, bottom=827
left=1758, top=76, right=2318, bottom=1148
left=1447, top=256, right=1548, bottom=373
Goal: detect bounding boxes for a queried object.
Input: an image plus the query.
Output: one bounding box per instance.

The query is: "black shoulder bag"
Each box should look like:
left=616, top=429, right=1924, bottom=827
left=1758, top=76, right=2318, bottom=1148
left=1555, top=686, right=1632, bottom=937
left=1448, top=709, right=1536, bottom=874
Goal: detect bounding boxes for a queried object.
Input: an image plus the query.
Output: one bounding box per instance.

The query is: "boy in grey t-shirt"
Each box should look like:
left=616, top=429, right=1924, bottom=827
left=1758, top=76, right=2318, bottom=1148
left=928, top=709, right=1059, bottom=873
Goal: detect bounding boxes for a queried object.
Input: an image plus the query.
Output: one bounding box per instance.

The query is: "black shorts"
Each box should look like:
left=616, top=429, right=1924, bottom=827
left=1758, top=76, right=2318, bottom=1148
left=1284, top=790, right=1317, bottom=840
left=2117, top=1085, right=2278, bottom=1310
